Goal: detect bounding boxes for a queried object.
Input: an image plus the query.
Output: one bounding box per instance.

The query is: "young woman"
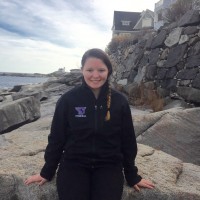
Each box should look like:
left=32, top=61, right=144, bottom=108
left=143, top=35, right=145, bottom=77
left=25, top=48, right=154, bottom=200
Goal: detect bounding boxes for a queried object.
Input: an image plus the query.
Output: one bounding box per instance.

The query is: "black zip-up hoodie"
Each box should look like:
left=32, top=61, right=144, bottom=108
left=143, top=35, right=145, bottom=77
left=40, top=80, right=142, bottom=187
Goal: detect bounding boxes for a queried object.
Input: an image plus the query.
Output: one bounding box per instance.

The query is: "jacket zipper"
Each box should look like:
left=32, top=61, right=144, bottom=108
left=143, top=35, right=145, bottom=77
left=92, top=104, right=98, bottom=165
left=94, top=105, right=98, bottom=131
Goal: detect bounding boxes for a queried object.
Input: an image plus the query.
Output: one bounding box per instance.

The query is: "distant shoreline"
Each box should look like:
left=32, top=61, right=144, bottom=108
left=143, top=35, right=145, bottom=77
left=0, top=72, right=48, bottom=77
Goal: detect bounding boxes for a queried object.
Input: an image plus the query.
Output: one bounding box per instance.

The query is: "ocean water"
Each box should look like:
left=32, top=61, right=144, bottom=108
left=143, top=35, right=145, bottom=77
left=0, top=75, right=48, bottom=89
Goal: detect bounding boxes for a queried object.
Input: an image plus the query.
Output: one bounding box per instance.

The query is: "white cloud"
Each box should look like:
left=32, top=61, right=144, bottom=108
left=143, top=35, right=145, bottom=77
left=0, top=0, right=158, bottom=74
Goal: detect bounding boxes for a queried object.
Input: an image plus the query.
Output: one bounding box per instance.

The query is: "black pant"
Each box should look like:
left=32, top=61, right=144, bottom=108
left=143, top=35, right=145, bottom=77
left=56, top=164, right=124, bottom=200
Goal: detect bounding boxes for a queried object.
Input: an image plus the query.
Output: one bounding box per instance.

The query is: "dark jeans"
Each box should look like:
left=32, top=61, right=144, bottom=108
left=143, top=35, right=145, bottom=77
left=56, top=164, right=124, bottom=200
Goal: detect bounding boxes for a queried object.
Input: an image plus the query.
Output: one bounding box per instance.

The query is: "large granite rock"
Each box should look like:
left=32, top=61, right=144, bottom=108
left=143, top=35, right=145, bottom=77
left=164, top=27, right=183, bottom=47
left=151, top=30, right=167, bottom=49
left=178, top=10, right=200, bottom=27
left=12, top=90, right=49, bottom=102
left=0, top=128, right=199, bottom=200
left=135, top=107, right=200, bottom=165
left=0, top=97, right=40, bottom=134
left=177, top=87, right=200, bottom=104
left=164, top=43, right=187, bottom=68
left=0, top=107, right=200, bottom=199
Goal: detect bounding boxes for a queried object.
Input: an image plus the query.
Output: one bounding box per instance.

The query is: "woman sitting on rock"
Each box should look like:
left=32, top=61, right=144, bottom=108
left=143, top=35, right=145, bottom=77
left=25, top=48, right=154, bottom=200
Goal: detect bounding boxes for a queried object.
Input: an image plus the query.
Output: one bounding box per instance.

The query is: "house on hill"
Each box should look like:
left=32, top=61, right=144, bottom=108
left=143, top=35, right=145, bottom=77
left=112, top=10, right=154, bottom=37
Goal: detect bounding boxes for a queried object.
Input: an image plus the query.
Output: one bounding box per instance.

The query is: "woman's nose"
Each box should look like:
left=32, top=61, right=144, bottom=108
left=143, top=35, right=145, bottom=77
left=92, top=71, right=99, bottom=77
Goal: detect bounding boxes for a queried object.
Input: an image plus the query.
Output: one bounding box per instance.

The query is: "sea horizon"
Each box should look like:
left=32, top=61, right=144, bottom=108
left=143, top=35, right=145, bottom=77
left=0, top=75, right=48, bottom=89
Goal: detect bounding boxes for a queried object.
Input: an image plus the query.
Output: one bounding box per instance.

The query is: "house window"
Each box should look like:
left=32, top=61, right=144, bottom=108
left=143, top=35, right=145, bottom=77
left=142, top=18, right=152, bottom=27
left=121, top=21, right=131, bottom=26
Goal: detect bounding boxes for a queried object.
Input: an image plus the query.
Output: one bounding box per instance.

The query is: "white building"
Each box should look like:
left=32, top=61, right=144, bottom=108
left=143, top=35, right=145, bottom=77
left=154, top=0, right=177, bottom=30
left=58, top=67, right=65, bottom=73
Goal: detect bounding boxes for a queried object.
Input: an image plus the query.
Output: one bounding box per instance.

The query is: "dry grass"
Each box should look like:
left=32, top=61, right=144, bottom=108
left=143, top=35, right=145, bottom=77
left=165, top=0, right=196, bottom=23
left=106, top=29, right=155, bottom=54
left=130, top=82, right=165, bottom=112
left=106, top=35, right=137, bottom=54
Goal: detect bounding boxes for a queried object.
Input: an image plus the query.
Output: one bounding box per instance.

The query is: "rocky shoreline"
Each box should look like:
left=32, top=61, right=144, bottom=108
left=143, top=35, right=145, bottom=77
left=0, top=69, right=200, bottom=199
left=0, top=10, right=200, bottom=199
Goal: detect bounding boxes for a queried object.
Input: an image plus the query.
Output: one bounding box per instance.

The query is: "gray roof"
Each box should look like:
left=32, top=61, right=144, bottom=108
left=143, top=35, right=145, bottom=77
left=112, top=11, right=141, bottom=31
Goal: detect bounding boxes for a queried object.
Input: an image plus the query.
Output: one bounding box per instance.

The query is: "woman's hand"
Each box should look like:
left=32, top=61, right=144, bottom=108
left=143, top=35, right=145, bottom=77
left=24, top=174, right=48, bottom=186
left=133, top=179, right=155, bottom=192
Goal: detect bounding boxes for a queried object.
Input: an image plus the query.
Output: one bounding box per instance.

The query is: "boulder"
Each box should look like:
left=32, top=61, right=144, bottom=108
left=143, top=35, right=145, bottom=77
left=183, top=26, right=198, bottom=35
left=164, top=43, right=187, bottom=68
left=43, top=72, right=82, bottom=88
left=178, top=10, right=200, bottom=27
left=177, top=87, right=200, bottom=104
left=164, top=27, right=183, bottom=47
left=176, top=68, right=199, bottom=79
left=193, top=74, right=200, bottom=89
left=188, top=41, right=200, bottom=57
left=19, top=83, right=45, bottom=93
left=151, top=30, right=167, bottom=49
left=12, top=90, right=49, bottom=102
left=179, top=34, right=189, bottom=44
left=135, top=107, right=200, bottom=165
left=145, top=65, right=157, bottom=81
left=0, top=101, right=200, bottom=199
left=134, top=65, right=146, bottom=84
left=133, top=108, right=172, bottom=137
left=123, top=144, right=200, bottom=200
left=148, top=48, right=160, bottom=65
left=185, top=54, right=200, bottom=68
left=163, top=99, right=191, bottom=110
left=0, top=126, right=199, bottom=199
left=0, top=97, right=40, bottom=134
left=9, top=85, right=23, bottom=92
left=0, top=96, right=4, bottom=102
left=160, top=79, right=177, bottom=92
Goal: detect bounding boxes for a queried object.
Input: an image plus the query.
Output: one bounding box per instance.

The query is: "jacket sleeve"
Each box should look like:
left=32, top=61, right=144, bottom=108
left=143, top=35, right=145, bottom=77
left=121, top=101, right=142, bottom=187
left=40, top=96, right=68, bottom=181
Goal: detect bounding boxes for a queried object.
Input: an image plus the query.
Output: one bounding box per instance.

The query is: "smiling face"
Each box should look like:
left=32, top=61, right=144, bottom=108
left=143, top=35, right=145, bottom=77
left=82, top=57, right=109, bottom=93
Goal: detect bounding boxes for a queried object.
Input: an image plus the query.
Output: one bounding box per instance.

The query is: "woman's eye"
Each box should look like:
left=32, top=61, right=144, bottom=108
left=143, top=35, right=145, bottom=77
left=98, top=69, right=106, bottom=72
left=87, top=69, right=93, bottom=72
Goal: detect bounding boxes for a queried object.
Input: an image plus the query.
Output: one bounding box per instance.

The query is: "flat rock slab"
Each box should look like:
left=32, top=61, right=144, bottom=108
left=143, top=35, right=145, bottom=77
left=135, top=107, right=200, bottom=165
left=0, top=124, right=199, bottom=199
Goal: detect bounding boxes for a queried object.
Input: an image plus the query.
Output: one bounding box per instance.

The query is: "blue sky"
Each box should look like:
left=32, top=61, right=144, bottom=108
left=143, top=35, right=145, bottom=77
left=0, top=0, right=158, bottom=74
